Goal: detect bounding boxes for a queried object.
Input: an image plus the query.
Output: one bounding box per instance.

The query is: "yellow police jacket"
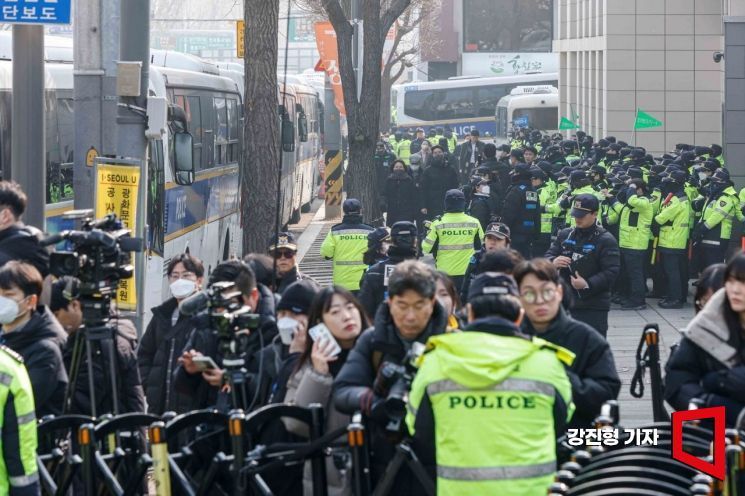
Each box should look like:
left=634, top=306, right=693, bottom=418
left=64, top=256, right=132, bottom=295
left=320, top=217, right=375, bottom=291
left=422, top=212, right=484, bottom=276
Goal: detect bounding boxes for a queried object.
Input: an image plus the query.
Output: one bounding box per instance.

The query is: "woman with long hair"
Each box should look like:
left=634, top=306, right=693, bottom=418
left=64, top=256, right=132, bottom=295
left=434, top=271, right=462, bottom=330
left=665, top=253, right=745, bottom=426
left=283, top=286, right=370, bottom=495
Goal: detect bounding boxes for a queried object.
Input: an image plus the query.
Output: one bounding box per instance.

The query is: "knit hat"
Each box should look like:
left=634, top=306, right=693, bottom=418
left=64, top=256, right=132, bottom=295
left=277, top=280, right=318, bottom=315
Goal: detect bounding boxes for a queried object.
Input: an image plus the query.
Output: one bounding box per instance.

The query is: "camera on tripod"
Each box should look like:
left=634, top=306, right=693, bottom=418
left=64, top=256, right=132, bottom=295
left=375, top=342, right=426, bottom=429
left=180, top=281, right=261, bottom=342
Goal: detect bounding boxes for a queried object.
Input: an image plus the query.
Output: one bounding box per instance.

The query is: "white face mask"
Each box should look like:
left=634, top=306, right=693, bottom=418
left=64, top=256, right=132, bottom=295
left=0, top=295, right=22, bottom=325
left=698, top=172, right=708, bottom=181
left=170, top=279, right=197, bottom=299
left=409, top=163, right=420, bottom=171
left=480, top=185, right=490, bottom=195
left=277, top=317, right=299, bottom=345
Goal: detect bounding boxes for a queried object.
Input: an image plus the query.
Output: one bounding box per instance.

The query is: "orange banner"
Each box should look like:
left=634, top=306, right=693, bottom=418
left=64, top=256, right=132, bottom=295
left=314, top=22, right=345, bottom=116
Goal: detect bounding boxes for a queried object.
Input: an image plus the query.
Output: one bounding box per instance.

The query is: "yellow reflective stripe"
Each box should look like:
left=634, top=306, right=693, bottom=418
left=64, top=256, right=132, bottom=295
left=437, top=223, right=480, bottom=229
left=422, top=238, right=435, bottom=245
left=437, top=460, right=556, bottom=481
left=438, top=243, right=475, bottom=251
left=10, top=472, right=39, bottom=487
left=334, top=229, right=372, bottom=235
left=426, top=378, right=555, bottom=397
left=713, top=208, right=734, bottom=220
left=16, top=411, right=35, bottom=425
left=701, top=240, right=721, bottom=246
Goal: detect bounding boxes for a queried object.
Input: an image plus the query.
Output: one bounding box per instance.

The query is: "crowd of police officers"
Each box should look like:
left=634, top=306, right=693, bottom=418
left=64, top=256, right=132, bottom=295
left=0, top=120, right=739, bottom=494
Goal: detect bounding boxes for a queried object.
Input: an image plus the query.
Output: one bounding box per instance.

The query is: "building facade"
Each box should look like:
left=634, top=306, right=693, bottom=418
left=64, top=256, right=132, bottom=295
left=553, top=0, right=726, bottom=154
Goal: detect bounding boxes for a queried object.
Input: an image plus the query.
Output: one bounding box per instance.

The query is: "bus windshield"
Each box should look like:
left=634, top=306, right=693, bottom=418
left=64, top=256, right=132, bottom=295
left=511, top=106, right=557, bottom=131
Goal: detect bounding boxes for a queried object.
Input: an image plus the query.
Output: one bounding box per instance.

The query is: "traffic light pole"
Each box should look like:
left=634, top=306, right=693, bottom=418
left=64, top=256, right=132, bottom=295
left=11, top=25, right=45, bottom=229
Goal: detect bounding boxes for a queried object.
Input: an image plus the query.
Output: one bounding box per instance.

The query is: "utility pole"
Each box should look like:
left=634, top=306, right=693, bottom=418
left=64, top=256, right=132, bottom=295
left=10, top=25, right=45, bottom=229
left=73, top=0, right=120, bottom=210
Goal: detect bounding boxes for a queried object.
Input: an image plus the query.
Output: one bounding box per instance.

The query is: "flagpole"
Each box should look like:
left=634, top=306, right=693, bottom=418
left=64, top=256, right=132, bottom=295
left=631, top=108, right=638, bottom=147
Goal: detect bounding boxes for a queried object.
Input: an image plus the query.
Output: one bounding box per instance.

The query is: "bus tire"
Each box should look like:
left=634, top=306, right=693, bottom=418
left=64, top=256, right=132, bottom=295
left=301, top=202, right=311, bottom=213
left=290, top=207, right=301, bottom=224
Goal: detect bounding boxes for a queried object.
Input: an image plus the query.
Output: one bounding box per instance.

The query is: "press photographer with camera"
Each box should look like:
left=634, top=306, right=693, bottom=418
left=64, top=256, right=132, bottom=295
left=333, top=260, right=448, bottom=493
left=174, top=260, right=277, bottom=411
left=50, top=276, right=145, bottom=416
left=283, top=286, right=369, bottom=495
left=405, top=272, right=574, bottom=495
left=137, top=253, right=204, bottom=415
left=0, top=261, right=67, bottom=418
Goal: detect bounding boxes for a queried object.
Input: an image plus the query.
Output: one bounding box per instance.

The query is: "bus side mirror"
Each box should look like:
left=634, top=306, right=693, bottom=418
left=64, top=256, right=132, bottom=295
left=298, top=112, right=308, bottom=142
left=174, top=132, right=194, bottom=185
left=282, top=114, right=295, bottom=152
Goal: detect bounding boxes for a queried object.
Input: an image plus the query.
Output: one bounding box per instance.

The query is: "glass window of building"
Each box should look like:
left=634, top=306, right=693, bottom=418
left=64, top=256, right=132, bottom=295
left=463, top=0, right=552, bottom=52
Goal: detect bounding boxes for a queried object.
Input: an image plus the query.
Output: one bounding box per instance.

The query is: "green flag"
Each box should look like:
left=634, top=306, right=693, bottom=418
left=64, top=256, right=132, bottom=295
left=559, top=117, right=579, bottom=130
left=634, top=109, right=663, bottom=129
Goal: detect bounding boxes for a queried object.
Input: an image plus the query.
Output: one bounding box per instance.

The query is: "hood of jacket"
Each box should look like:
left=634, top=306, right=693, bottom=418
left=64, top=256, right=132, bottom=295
left=4, top=305, right=67, bottom=350
left=683, top=288, right=739, bottom=367
left=370, top=299, right=448, bottom=359
left=342, top=214, right=364, bottom=225
left=426, top=317, right=537, bottom=389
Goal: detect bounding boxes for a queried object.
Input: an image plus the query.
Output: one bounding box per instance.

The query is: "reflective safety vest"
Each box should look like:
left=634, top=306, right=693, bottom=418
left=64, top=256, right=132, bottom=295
left=320, top=221, right=375, bottom=291
left=422, top=212, right=484, bottom=276
left=396, top=139, right=412, bottom=165
left=0, top=345, right=38, bottom=495
left=406, top=331, right=574, bottom=496
left=701, top=186, right=739, bottom=241
left=607, top=194, right=654, bottom=250
left=537, top=183, right=555, bottom=235
left=446, top=135, right=458, bottom=154
left=654, top=194, right=690, bottom=250
left=565, top=186, right=604, bottom=227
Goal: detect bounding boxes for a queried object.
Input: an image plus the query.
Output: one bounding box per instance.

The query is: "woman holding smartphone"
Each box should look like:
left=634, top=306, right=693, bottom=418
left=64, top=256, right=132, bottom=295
left=283, top=286, right=370, bottom=495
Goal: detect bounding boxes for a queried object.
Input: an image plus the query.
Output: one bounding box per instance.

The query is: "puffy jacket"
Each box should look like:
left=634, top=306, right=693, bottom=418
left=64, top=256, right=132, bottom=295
left=501, top=179, right=541, bottom=238
left=538, top=183, right=556, bottom=234
left=665, top=288, right=745, bottom=426
left=699, top=186, right=738, bottom=241
left=482, top=158, right=511, bottom=216
left=563, top=185, right=604, bottom=227
left=522, top=307, right=621, bottom=428
left=358, top=246, right=418, bottom=319
left=274, top=266, right=317, bottom=296
left=320, top=214, right=375, bottom=291
left=374, top=151, right=396, bottom=193
left=467, top=193, right=492, bottom=231
left=0, top=224, right=49, bottom=277
left=607, top=192, right=654, bottom=250
left=421, top=160, right=459, bottom=219
left=654, top=192, right=690, bottom=251
left=383, top=173, right=420, bottom=226
left=421, top=212, right=483, bottom=277
left=64, top=317, right=145, bottom=416
left=138, top=298, right=200, bottom=415
left=546, top=225, right=620, bottom=311
left=406, top=317, right=574, bottom=496
left=2, top=306, right=67, bottom=418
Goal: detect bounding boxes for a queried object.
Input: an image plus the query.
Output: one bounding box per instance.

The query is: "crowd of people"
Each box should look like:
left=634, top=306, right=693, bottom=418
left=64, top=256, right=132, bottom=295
left=0, top=122, right=742, bottom=494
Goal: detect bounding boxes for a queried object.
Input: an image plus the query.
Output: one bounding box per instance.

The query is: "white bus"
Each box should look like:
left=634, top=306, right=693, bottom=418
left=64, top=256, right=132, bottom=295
left=495, top=85, right=559, bottom=143
left=391, top=73, right=558, bottom=137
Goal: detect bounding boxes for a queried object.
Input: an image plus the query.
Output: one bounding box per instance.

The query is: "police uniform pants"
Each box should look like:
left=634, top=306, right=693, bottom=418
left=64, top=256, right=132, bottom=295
left=570, top=309, right=609, bottom=338
left=449, top=275, right=465, bottom=294
left=510, top=235, right=532, bottom=259
left=621, top=248, right=647, bottom=305
left=533, top=235, right=552, bottom=259
left=699, top=240, right=728, bottom=272
left=661, top=250, right=685, bottom=302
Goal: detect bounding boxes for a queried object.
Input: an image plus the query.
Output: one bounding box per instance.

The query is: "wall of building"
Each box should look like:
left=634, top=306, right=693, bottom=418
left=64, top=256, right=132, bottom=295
left=554, top=0, right=724, bottom=154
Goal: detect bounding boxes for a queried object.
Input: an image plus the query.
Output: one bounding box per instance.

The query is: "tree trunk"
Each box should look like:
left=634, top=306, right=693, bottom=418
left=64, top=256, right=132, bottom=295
left=242, top=0, right=280, bottom=253
left=379, top=76, right=392, bottom=133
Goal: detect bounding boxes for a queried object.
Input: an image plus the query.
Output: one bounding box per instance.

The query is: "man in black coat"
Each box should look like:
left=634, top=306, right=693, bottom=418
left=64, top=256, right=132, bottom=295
left=358, top=221, right=419, bottom=318
left=515, top=259, right=621, bottom=428
left=51, top=277, right=146, bottom=416
left=422, top=146, right=459, bottom=220
left=546, top=194, right=621, bottom=338
left=0, top=261, right=67, bottom=418
left=457, top=129, right=485, bottom=182
left=0, top=181, right=49, bottom=276
left=501, top=163, right=541, bottom=258
left=374, top=141, right=396, bottom=205
left=383, top=161, right=420, bottom=226
left=334, top=260, right=446, bottom=494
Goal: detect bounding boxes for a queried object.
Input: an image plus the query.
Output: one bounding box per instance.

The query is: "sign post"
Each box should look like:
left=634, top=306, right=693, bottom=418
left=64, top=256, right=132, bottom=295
left=236, top=20, right=245, bottom=59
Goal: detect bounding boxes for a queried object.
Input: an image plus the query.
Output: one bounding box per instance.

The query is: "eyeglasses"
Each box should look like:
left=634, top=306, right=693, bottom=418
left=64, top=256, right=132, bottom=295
left=273, top=249, right=296, bottom=259
left=520, top=287, right=557, bottom=304
left=168, top=271, right=196, bottom=281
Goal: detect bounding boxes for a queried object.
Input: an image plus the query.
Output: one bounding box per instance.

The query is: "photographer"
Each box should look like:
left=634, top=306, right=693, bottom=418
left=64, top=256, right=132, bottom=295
left=333, top=260, right=448, bottom=493
left=0, top=181, right=49, bottom=277
left=174, top=260, right=277, bottom=411
left=137, top=253, right=204, bottom=415
left=405, top=273, right=573, bottom=495
left=0, top=261, right=67, bottom=417
left=50, top=276, right=145, bottom=415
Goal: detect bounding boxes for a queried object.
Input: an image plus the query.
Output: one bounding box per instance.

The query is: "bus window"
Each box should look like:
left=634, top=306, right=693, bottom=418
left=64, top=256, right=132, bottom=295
left=512, top=107, right=557, bottom=131
left=477, top=86, right=509, bottom=117
left=186, top=96, right=203, bottom=171
left=214, top=97, right=228, bottom=166
left=227, top=98, right=239, bottom=163
left=147, top=139, right=165, bottom=256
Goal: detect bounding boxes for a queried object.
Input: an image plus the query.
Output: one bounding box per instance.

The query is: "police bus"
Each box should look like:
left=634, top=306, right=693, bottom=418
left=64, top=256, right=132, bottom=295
left=0, top=38, right=323, bottom=321
left=495, top=85, right=559, bottom=144
left=391, top=73, right=558, bottom=138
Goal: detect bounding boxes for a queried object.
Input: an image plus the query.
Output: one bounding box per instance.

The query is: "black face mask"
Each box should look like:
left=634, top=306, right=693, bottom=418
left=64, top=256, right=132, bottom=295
left=432, top=156, right=445, bottom=167
left=647, top=176, right=661, bottom=189
left=393, top=170, right=407, bottom=178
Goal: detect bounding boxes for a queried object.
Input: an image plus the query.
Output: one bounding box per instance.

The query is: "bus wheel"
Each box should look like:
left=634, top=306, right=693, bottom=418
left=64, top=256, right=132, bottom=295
left=290, top=207, right=301, bottom=225
left=301, top=202, right=311, bottom=214
left=222, top=231, right=230, bottom=261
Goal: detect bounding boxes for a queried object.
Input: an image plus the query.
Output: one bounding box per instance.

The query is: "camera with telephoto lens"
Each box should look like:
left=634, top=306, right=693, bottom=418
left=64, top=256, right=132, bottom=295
left=374, top=342, right=426, bottom=430
left=182, top=281, right=261, bottom=343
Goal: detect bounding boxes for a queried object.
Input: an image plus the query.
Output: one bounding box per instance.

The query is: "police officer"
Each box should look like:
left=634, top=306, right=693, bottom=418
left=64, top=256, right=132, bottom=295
left=320, top=199, right=375, bottom=292
left=392, top=131, right=412, bottom=166
left=501, top=163, right=540, bottom=258
left=358, top=221, right=419, bottom=318
left=460, top=222, right=511, bottom=302
left=692, top=168, right=738, bottom=269
left=406, top=272, right=573, bottom=496
left=654, top=171, right=691, bottom=309
left=606, top=179, right=654, bottom=310
left=0, top=344, right=39, bottom=496
left=559, top=170, right=604, bottom=228
left=547, top=194, right=621, bottom=337
left=531, top=166, right=555, bottom=257
left=422, top=189, right=484, bottom=291
left=374, top=141, right=396, bottom=199
left=444, top=125, right=458, bottom=154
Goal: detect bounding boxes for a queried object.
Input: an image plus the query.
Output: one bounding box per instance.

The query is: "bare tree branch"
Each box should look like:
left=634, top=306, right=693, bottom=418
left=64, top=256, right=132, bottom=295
left=380, top=0, right=411, bottom=37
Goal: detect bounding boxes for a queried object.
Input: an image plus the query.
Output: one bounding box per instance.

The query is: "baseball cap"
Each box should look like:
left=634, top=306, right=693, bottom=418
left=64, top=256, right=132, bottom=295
left=367, top=227, right=390, bottom=248
left=467, top=272, right=519, bottom=301
left=343, top=198, right=362, bottom=214
left=268, top=232, right=297, bottom=252
left=570, top=194, right=600, bottom=218
left=485, top=222, right=511, bottom=240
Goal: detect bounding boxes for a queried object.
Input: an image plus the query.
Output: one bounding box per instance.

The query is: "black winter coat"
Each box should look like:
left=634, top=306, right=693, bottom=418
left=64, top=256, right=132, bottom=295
left=546, top=225, right=620, bottom=311
left=3, top=306, right=67, bottom=418
left=501, top=179, right=541, bottom=238
left=522, top=307, right=621, bottom=428
left=374, top=151, right=396, bottom=193
left=0, top=224, right=49, bottom=277
left=358, top=246, right=418, bottom=319
left=138, top=298, right=199, bottom=415
left=64, top=317, right=146, bottom=416
left=468, top=194, right=492, bottom=231
left=485, top=159, right=512, bottom=216
left=274, top=267, right=316, bottom=296
left=383, top=173, right=420, bottom=226
left=421, top=161, right=459, bottom=219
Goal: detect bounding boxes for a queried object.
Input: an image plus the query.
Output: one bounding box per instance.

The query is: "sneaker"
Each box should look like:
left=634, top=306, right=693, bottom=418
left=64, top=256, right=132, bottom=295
left=659, top=299, right=684, bottom=309
left=621, top=302, right=647, bottom=310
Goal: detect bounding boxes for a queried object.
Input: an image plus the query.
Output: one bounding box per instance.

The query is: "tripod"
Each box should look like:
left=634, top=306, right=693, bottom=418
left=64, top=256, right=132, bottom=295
left=373, top=440, right=435, bottom=496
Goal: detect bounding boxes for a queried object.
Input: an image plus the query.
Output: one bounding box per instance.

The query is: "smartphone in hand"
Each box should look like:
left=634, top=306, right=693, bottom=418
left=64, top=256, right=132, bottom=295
left=308, top=323, right=341, bottom=357
left=192, top=356, right=219, bottom=372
